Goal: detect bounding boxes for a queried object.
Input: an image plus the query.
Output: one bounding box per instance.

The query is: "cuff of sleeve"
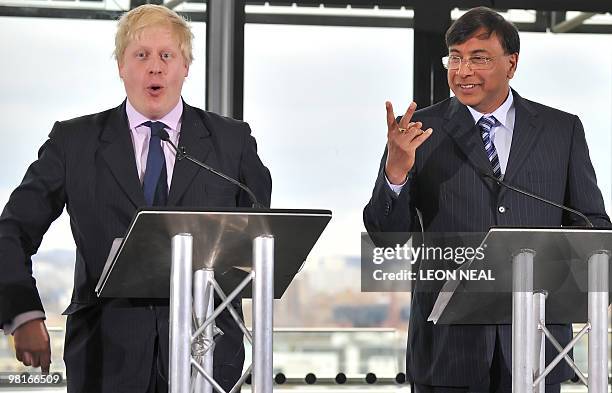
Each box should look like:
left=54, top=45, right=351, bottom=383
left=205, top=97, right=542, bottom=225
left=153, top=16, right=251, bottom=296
left=2, top=311, right=46, bottom=335
left=385, top=174, right=408, bottom=196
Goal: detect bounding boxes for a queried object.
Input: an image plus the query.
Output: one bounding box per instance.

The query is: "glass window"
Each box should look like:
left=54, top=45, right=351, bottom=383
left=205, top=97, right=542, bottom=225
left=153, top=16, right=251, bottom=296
left=243, top=23, right=414, bottom=379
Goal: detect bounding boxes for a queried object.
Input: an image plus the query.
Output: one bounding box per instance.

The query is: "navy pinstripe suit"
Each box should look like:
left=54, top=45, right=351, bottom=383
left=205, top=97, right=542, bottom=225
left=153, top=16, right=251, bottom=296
left=0, top=101, right=271, bottom=392
left=364, top=90, right=610, bottom=387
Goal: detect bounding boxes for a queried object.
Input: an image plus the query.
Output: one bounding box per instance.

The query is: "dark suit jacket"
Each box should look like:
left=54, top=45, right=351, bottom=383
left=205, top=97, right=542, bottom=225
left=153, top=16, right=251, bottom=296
left=0, top=101, right=272, bottom=392
left=364, top=90, right=610, bottom=387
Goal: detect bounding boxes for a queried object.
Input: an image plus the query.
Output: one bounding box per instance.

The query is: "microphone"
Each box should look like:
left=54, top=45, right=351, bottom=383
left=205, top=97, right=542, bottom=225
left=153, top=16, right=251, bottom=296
left=159, top=130, right=264, bottom=208
left=480, top=171, right=594, bottom=228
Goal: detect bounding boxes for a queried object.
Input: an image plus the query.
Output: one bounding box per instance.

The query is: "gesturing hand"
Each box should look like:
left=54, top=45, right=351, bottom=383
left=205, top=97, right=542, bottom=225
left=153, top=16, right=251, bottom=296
left=384, top=101, right=433, bottom=185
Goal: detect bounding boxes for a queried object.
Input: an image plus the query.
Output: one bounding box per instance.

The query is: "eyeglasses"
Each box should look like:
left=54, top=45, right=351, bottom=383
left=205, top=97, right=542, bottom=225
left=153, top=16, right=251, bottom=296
left=442, top=55, right=497, bottom=70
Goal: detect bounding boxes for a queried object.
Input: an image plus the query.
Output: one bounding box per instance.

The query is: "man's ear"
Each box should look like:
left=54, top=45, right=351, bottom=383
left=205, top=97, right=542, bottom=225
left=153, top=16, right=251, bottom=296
left=118, top=61, right=124, bottom=79
left=507, top=52, right=518, bottom=80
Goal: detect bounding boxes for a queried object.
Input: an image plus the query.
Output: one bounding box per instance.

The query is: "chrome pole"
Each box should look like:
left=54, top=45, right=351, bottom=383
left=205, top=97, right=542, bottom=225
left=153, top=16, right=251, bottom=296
left=533, top=291, right=547, bottom=393
left=193, top=269, right=215, bottom=393
left=252, top=235, right=274, bottom=393
left=588, top=251, right=609, bottom=393
left=512, top=249, right=535, bottom=393
left=170, top=233, right=193, bottom=393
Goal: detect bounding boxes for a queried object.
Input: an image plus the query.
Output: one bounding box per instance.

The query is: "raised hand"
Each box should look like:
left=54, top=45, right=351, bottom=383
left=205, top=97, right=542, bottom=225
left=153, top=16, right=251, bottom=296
left=384, top=101, right=433, bottom=184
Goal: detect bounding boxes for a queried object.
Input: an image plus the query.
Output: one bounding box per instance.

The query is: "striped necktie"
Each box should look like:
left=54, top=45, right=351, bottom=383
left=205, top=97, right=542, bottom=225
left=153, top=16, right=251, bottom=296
left=478, top=116, right=502, bottom=179
left=141, top=121, right=168, bottom=206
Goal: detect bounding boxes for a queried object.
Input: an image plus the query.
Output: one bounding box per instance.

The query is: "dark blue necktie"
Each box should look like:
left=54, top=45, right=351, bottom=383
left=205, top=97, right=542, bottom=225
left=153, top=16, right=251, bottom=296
left=142, top=121, right=168, bottom=206
left=478, top=116, right=502, bottom=179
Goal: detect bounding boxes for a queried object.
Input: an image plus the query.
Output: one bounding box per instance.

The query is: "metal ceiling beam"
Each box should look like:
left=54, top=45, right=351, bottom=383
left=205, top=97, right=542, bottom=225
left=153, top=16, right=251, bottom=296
left=2, top=6, right=611, bottom=34
left=166, top=0, right=187, bottom=10
left=255, top=1, right=612, bottom=13
left=0, top=5, right=125, bottom=19
left=2, top=0, right=611, bottom=14
left=247, top=13, right=412, bottom=28
left=130, top=0, right=163, bottom=8
left=551, top=12, right=597, bottom=33
left=491, top=0, right=611, bottom=13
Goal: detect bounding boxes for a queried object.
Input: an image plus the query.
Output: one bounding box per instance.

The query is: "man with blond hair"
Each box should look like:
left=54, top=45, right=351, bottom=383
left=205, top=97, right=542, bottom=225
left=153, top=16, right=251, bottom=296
left=0, top=4, right=271, bottom=392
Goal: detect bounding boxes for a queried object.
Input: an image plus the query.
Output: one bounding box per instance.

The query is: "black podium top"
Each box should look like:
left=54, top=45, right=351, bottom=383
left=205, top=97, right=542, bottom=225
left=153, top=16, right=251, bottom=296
left=430, top=227, right=612, bottom=324
left=95, top=207, right=332, bottom=299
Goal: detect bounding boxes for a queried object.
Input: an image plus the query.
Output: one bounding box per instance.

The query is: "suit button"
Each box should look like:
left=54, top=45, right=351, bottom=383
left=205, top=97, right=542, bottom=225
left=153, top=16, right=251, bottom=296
left=384, top=203, right=391, bottom=216
left=498, top=206, right=506, bottom=214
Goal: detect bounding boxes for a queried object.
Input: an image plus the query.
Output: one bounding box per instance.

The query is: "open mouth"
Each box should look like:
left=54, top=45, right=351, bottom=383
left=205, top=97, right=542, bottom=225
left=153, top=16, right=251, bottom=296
left=147, top=84, right=164, bottom=95
left=459, top=84, right=478, bottom=89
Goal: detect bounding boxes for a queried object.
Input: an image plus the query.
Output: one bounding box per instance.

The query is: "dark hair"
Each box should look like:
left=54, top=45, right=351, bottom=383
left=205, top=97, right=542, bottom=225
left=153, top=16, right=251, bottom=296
left=445, top=7, right=520, bottom=54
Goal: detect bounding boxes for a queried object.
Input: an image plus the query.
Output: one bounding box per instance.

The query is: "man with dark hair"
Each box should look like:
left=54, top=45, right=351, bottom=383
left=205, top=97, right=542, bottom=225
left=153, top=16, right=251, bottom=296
left=364, top=6, right=609, bottom=393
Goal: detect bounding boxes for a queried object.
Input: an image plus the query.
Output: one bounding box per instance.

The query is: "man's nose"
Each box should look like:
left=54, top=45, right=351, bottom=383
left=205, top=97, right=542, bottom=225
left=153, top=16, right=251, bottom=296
left=456, top=59, right=473, bottom=77
left=148, top=57, right=164, bottom=74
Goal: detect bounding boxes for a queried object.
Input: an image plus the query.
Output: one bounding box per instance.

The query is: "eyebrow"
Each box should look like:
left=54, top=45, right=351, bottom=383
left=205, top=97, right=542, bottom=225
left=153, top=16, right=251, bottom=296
left=449, top=48, right=490, bottom=55
left=131, top=46, right=176, bottom=53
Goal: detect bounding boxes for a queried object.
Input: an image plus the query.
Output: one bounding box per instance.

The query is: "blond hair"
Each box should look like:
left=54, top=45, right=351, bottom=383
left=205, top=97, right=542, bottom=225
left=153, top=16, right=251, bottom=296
left=114, top=4, right=194, bottom=64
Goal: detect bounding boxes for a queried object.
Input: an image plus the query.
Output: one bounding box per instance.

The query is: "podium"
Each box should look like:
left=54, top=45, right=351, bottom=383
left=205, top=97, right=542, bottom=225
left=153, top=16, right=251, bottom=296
left=94, top=207, right=332, bottom=393
left=429, top=227, right=612, bottom=393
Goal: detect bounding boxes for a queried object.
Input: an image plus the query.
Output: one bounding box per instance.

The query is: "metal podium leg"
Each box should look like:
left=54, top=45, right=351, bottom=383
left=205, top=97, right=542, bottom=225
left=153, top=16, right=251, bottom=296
left=512, top=249, right=535, bottom=393
left=588, top=252, right=609, bottom=393
left=533, top=291, right=547, bottom=393
left=170, top=233, right=193, bottom=393
left=194, top=269, right=215, bottom=393
left=253, top=235, right=274, bottom=393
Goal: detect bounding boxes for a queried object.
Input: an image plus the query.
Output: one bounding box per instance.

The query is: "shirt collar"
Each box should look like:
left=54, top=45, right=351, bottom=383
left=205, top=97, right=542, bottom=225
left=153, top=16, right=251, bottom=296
left=466, top=89, right=514, bottom=129
left=125, top=98, right=184, bottom=132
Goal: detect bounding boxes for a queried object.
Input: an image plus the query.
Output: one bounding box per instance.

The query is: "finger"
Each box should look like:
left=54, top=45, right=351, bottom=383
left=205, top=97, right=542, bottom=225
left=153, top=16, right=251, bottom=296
left=404, top=122, right=422, bottom=128
left=40, top=351, right=51, bottom=374
left=411, top=128, right=434, bottom=149
left=410, top=124, right=425, bottom=135
left=399, top=101, right=417, bottom=128
left=396, top=122, right=423, bottom=139
left=397, top=125, right=425, bottom=144
left=405, top=123, right=424, bottom=136
left=30, top=352, right=41, bottom=368
left=385, top=101, right=397, bottom=132
left=22, top=351, right=33, bottom=367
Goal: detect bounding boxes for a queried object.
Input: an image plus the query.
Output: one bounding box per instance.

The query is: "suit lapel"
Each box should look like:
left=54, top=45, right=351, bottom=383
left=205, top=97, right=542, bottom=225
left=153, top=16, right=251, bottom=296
left=442, top=98, right=494, bottom=180
left=502, top=91, right=543, bottom=190
left=167, top=103, right=212, bottom=206
left=100, top=102, right=146, bottom=207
